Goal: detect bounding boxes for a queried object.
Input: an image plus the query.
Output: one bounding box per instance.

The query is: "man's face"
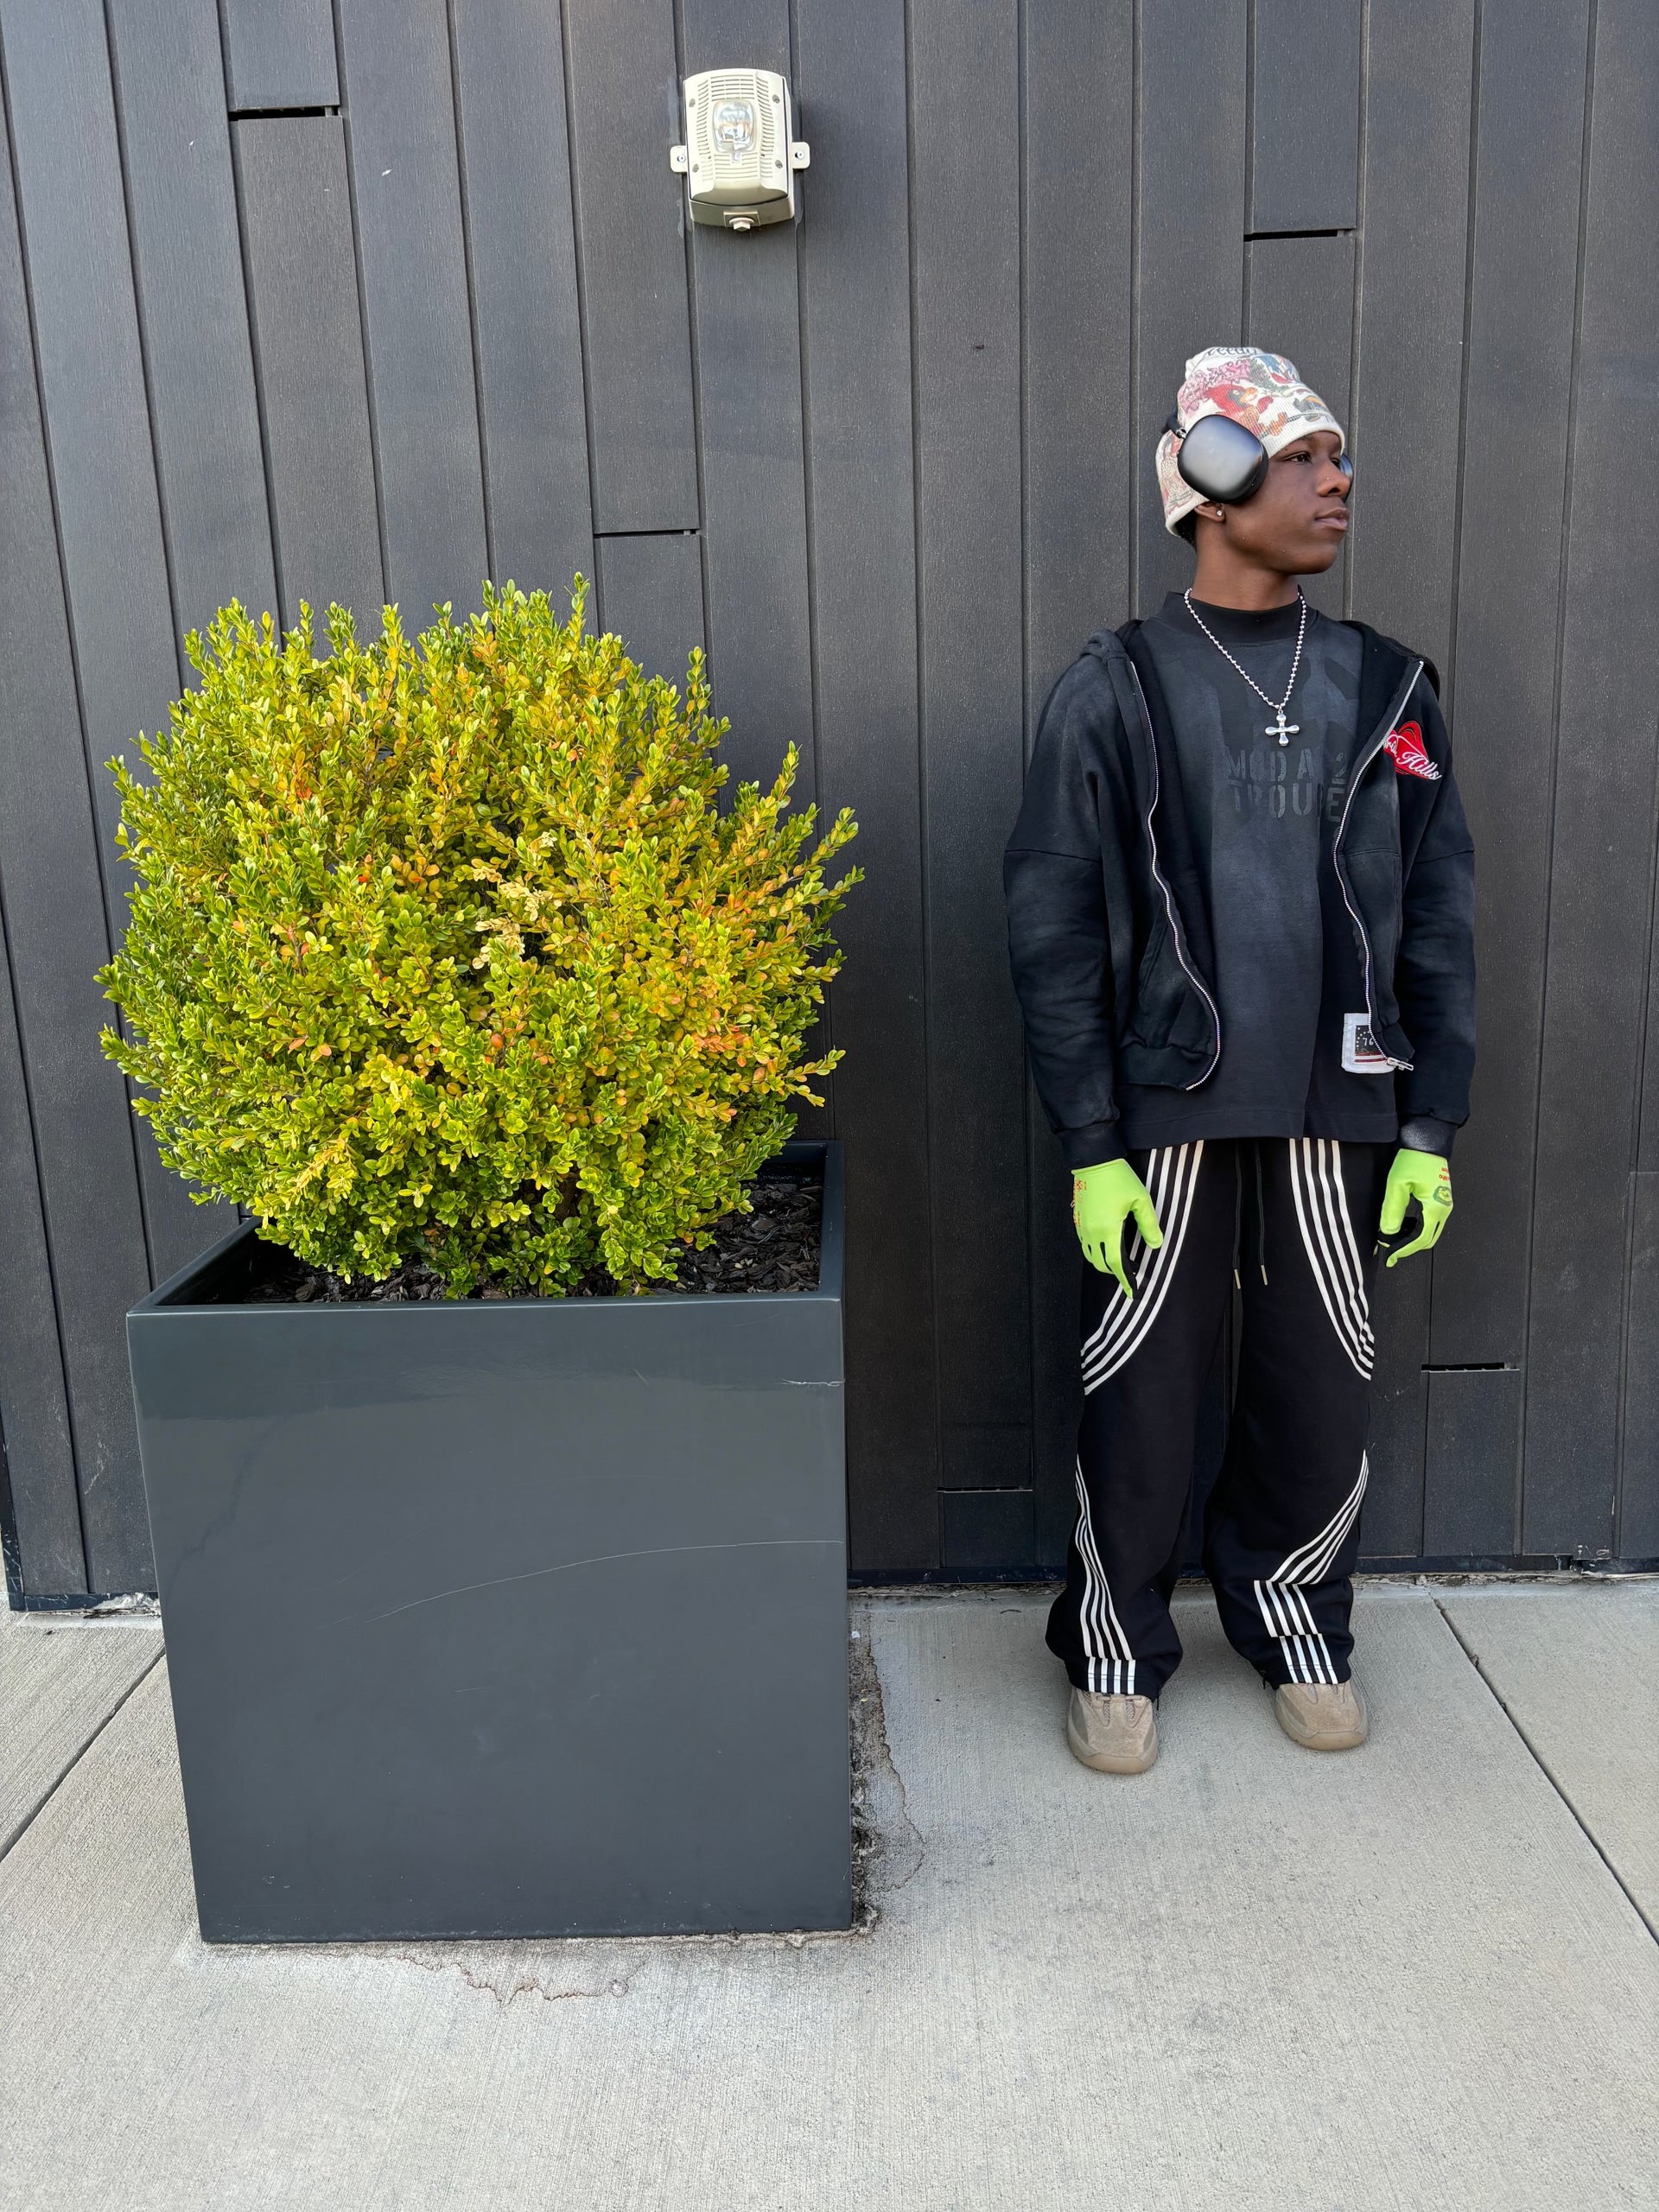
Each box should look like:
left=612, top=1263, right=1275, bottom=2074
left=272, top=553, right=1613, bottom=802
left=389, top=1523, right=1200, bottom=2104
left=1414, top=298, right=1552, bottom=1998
left=1215, top=429, right=1351, bottom=575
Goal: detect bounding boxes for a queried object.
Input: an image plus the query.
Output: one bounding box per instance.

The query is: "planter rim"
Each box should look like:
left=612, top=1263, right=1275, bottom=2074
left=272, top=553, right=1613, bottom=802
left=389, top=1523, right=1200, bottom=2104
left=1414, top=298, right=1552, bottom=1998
left=130, top=1140, right=843, bottom=1318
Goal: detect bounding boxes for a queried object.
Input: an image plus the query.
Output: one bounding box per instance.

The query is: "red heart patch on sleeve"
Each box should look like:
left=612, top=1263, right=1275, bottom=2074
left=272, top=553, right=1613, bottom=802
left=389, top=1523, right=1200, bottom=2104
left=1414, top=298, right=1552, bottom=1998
left=1383, top=721, right=1442, bottom=780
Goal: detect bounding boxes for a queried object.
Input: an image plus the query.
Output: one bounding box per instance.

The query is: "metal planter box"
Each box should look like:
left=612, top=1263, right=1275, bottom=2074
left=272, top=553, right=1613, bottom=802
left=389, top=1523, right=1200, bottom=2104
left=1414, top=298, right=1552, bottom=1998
left=127, top=1142, right=849, bottom=1943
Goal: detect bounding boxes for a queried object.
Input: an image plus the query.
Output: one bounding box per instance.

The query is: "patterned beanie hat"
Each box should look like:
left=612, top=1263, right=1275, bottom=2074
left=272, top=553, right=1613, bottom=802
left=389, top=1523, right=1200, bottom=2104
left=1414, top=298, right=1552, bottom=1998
left=1156, top=346, right=1344, bottom=535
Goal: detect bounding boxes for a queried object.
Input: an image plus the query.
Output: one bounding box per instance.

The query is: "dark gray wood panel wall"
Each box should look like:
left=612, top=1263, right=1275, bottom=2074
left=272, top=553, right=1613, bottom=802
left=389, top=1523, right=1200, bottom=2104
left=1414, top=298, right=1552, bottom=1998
left=1, top=0, right=1655, bottom=1599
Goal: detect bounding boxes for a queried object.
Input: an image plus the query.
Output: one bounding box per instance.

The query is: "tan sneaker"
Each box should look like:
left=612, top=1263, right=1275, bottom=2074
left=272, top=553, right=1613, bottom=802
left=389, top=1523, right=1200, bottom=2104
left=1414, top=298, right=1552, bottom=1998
left=1066, top=1688, right=1159, bottom=1774
left=1274, top=1677, right=1369, bottom=1751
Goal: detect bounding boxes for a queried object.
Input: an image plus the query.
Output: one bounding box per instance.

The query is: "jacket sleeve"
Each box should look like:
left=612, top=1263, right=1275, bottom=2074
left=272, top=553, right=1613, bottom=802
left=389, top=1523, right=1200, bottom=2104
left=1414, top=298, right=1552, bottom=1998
left=1395, top=680, right=1476, bottom=1143
left=1004, top=663, right=1126, bottom=1169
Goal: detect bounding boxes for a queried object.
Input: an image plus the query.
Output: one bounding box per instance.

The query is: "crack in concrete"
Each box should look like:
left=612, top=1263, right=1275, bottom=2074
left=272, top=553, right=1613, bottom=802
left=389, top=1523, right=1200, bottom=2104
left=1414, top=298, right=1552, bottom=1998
left=354, top=1916, right=870, bottom=2006
left=849, top=1604, right=924, bottom=1921
left=383, top=1951, right=634, bottom=2008
left=296, top=1615, right=925, bottom=1999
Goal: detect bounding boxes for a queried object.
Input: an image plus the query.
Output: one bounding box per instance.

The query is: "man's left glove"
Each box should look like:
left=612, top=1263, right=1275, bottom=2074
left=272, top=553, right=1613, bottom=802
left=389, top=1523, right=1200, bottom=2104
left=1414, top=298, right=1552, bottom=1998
left=1379, top=1148, right=1452, bottom=1267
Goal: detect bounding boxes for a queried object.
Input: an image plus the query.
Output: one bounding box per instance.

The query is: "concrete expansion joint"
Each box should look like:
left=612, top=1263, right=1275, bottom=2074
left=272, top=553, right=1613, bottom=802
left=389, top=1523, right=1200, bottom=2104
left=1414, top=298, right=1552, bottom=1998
left=1433, top=1597, right=1659, bottom=1945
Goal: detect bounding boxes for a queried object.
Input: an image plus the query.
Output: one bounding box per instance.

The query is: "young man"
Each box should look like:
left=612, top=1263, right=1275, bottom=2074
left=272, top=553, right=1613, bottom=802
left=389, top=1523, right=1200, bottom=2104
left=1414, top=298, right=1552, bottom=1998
left=1005, top=347, right=1475, bottom=1775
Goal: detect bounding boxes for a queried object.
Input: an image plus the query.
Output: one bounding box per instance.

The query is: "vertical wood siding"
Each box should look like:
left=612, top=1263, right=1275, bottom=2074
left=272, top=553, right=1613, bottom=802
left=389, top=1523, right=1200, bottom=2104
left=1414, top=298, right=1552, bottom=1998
left=0, top=0, right=1653, bottom=1595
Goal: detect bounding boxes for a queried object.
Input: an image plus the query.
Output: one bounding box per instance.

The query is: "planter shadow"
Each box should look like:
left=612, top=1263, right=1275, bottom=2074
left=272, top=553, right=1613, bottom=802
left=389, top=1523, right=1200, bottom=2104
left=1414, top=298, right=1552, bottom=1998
left=127, top=1142, right=849, bottom=1943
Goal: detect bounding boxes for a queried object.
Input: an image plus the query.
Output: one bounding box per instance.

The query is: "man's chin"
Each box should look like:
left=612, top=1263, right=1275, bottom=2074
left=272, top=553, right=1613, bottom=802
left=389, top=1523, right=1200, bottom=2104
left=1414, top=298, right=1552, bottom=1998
left=1292, top=537, right=1345, bottom=577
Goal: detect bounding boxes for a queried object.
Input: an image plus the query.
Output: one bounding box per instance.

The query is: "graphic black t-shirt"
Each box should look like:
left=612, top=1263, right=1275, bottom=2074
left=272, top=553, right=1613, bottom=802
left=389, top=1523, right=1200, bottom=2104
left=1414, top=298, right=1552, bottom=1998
left=1116, top=592, right=1399, bottom=1150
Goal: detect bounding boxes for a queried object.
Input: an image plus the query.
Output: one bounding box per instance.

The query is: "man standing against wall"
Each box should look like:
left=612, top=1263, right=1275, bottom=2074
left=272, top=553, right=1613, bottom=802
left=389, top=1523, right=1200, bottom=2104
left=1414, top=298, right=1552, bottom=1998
left=1005, top=348, right=1476, bottom=1775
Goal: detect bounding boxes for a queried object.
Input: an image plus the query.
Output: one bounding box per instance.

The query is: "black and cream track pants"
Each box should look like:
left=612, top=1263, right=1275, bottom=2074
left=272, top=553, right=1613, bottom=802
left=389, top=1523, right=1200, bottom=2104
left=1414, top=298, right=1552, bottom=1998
left=1047, top=1136, right=1393, bottom=1700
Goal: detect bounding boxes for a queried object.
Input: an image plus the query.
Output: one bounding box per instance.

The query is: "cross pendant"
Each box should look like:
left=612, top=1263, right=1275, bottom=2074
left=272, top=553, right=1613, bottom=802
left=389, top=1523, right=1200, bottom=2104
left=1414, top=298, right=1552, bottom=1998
left=1266, top=710, right=1299, bottom=747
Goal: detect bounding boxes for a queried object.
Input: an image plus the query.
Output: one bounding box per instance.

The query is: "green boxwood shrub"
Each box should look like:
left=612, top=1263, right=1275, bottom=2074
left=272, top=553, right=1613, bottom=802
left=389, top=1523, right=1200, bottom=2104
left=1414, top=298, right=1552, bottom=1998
left=99, top=582, right=857, bottom=1294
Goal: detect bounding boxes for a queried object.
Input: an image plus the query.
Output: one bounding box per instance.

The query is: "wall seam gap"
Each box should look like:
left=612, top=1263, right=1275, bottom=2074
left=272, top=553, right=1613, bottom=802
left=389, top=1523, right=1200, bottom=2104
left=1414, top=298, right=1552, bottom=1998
left=330, top=0, right=392, bottom=607
left=788, top=0, right=833, bottom=1126
left=555, top=0, right=602, bottom=577
left=1344, top=0, right=1370, bottom=625
left=1618, top=703, right=1659, bottom=1554
left=1519, top=0, right=1599, bottom=1554
left=445, top=0, right=495, bottom=588
left=226, top=105, right=340, bottom=121
left=1428, top=0, right=1483, bottom=1389
left=902, top=0, right=941, bottom=1567
left=0, top=861, right=88, bottom=1596
left=1016, top=0, right=1033, bottom=1475
left=671, top=0, right=713, bottom=688
left=1440, top=0, right=1484, bottom=731
left=0, top=20, right=156, bottom=1315
left=100, top=0, right=194, bottom=1294
left=100, top=0, right=188, bottom=696
left=1128, top=0, right=1141, bottom=615
left=217, top=10, right=287, bottom=628
left=1242, top=0, right=1255, bottom=303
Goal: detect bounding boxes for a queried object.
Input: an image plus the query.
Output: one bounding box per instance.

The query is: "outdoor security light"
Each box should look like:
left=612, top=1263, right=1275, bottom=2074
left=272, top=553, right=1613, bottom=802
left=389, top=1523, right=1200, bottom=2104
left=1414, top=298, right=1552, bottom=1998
left=669, top=67, right=810, bottom=231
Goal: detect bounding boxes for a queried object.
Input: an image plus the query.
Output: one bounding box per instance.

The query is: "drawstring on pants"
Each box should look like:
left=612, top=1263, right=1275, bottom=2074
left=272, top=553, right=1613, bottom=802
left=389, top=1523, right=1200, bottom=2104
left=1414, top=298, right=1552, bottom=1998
left=1255, top=1143, right=1269, bottom=1284
left=1234, top=1141, right=1272, bottom=1288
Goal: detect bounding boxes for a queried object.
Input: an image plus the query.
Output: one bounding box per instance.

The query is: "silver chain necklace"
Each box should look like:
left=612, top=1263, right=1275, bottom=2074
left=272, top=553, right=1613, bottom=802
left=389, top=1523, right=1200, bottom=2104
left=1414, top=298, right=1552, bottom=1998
left=1183, top=588, right=1308, bottom=747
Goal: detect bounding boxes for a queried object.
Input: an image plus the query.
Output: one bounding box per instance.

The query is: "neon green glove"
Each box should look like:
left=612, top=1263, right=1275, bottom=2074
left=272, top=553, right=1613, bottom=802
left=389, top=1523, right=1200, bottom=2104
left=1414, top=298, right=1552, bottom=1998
left=1072, top=1159, right=1164, bottom=1300
left=1379, top=1148, right=1453, bottom=1267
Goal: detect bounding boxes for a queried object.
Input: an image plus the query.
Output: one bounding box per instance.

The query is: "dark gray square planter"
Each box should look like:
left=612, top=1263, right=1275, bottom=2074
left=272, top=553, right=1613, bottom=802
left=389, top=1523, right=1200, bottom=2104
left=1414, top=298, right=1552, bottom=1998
left=127, top=1142, right=848, bottom=1943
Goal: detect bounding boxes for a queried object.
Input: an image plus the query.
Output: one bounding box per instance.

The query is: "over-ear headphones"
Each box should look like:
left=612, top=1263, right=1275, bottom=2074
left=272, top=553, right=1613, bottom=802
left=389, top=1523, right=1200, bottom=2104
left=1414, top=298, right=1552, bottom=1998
left=1164, top=410, right=1351, bottom=507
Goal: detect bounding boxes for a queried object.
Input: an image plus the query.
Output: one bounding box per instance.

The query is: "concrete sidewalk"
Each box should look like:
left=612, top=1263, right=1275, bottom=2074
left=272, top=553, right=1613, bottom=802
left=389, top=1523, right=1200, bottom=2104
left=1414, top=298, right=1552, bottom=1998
left=3, top=1580, right=1655, bottom=2210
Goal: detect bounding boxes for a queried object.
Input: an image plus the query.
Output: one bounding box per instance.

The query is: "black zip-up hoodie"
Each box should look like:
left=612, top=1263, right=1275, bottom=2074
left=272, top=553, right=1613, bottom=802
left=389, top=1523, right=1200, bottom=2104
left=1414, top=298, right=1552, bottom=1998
left=1004, top=617, right=1475, bottom=1166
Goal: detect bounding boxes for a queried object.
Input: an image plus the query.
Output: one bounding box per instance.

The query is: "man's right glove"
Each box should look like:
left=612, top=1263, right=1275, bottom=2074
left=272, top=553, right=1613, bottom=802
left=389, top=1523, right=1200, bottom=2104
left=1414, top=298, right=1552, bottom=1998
left=1072, top=1159, right=1164, bottom=1301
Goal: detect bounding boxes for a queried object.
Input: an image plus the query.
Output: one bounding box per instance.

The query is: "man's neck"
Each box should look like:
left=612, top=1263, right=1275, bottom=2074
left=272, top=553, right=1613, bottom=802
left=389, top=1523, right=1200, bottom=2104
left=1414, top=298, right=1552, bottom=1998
left=1187, top=552, right=1300, bottom=612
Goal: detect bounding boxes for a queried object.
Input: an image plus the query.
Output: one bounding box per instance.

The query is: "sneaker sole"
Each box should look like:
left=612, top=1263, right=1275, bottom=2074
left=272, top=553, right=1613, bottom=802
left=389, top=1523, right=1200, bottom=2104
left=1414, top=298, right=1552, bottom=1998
left=1065, top=1713, right=1159, bottom=1774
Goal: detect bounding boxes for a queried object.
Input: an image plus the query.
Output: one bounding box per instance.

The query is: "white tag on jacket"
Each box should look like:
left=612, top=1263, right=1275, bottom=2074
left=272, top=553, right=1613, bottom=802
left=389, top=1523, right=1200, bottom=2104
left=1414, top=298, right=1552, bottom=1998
left=1343, top=1013, right=1392, bottom=1075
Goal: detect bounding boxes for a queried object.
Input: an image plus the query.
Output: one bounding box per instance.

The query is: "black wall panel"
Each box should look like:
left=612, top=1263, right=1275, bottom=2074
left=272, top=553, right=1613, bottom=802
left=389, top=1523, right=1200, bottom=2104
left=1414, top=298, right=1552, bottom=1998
left=1244, top=232, right=1355, bottom=620
left=593, top=531, right=705, bottom=686
left=795, top=0, right=938, bottom=1569
left=1430, top=0, right=1592, bottom=1378
left=335, top=0, right=489, bottom=628
left=909, top=0, right=1032, bottom=1520
left=235, top=117, right=385, bottom=632
left=220, top=0, right=337, bottom=112
left=1424, top=1368, right=1522, bottom=1560
left=107, top=0, right=278, bottom=642
left=0, top=0, right=233, bottom=1293
left=1522, top=0, right=1659, bottom=1559
left=1, top=0, right=1655, bottom=1597
left=1249, top=0, right=1361, bottom=236
left=1135, top=0, right=1249, bottom=615
left=1023, top=0, right=1135, bottom=1571
left=451, top=0, right=594, bottom=607
left=0, top=71, right=167, bottom=1595
left=0, top=911, right=83, bottom=1598
left=563, top=0, right=699, bottom=532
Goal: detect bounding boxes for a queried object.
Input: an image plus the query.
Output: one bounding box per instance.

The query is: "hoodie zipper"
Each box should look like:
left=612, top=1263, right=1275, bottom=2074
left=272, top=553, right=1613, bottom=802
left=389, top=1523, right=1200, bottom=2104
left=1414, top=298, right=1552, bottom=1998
left=1126, top=660, right=1222, bottom=1090
left=1332, top=658, right=1424, bottom=1072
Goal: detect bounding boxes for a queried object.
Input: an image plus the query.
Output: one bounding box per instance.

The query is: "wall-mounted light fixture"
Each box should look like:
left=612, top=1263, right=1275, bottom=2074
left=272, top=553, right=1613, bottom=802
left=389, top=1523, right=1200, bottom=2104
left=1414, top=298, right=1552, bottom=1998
left=669, top=68, right=810, bottom=232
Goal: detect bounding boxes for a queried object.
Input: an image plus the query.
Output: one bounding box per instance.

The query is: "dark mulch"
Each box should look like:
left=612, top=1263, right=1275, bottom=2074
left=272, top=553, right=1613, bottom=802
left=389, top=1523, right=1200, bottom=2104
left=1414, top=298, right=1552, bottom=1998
left=234, top=1172, right=823, bottom=1305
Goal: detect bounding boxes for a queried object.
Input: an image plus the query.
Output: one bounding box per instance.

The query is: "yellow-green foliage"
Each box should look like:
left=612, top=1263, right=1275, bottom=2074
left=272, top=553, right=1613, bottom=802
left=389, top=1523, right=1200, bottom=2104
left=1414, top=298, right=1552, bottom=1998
left=100, top=582, right=858, bottom=1294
